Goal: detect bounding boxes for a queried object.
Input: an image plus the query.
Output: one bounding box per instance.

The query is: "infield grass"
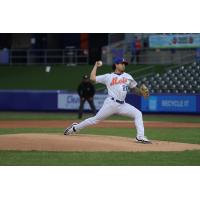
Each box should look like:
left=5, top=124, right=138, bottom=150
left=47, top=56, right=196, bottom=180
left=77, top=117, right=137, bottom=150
left=0, top=112, right=199, bottom=166
left=0, top=112, right=200, bottom=123
left=0, top=150, right=200, bottom=166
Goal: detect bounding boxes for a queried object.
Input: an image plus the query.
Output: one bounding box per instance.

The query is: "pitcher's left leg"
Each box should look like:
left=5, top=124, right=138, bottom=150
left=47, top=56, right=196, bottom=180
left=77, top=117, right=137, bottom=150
left=117, top=103, right=151, bottom=143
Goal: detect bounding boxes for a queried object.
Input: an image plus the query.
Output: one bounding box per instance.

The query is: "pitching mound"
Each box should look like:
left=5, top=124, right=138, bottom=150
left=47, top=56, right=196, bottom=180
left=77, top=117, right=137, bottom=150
left=0, top=134, right=200, bottom=152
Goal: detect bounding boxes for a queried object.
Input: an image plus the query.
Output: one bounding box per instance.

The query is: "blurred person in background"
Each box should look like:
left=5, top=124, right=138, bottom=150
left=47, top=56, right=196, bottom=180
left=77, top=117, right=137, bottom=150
left=77, top=74, right=96, bottom=119
left=135, top=37, right=142, bottom=64
left=131, top=37, right=136, bottom=64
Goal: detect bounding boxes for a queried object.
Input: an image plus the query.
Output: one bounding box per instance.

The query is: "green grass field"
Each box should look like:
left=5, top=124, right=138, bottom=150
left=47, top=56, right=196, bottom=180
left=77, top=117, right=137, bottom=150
left=0, top=64, right=171, bottom=91
left=1, top=150, right=200, bottom=166
left=1, top=112, right=200, bottom=123
left=0, top=112, right=200, bottom=166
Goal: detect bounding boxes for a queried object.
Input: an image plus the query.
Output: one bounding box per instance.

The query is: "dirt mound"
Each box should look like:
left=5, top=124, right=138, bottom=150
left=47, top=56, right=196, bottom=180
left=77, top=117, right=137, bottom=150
left=0, top=134, right=200, bottom=152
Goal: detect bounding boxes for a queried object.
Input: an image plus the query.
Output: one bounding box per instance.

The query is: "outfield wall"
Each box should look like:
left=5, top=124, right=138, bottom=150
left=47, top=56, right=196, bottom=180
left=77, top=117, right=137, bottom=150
left=0, top=90, right=199, bottom=113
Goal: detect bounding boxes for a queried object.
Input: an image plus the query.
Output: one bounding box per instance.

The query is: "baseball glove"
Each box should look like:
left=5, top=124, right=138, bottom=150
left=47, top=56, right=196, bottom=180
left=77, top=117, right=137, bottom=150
left=140, top=84, right=150, bottom=99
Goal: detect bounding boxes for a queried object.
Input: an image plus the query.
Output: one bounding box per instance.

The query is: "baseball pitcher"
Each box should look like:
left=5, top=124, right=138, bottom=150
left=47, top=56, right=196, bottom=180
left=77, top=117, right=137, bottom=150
left=64, top=57, right=151, bottom=143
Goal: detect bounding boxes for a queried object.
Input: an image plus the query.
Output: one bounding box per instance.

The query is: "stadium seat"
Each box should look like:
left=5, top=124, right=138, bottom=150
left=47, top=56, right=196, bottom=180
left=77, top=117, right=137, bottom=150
left=188, top=65, right=192, bottom=70
left=139, top=63, right=200, bottom=94
left=192, top=62, right=197, bottom=67
left=180, top=66, right=185, bottom=70
left=150, top=89, right=155, bottom=93
left=142, top=77, right=147, bottom=82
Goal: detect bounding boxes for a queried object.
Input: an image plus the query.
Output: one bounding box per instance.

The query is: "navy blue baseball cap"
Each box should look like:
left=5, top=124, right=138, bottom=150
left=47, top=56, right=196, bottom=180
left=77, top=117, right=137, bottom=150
left=113, top=57, right=128, bottom=65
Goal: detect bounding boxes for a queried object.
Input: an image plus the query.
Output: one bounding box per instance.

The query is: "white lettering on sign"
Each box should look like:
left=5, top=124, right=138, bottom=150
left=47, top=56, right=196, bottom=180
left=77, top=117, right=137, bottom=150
left=161, top=100, right=189, bottom=107
left=58, top=93, right=107, bottom=110
left=66, top=95, right=80, bottom=104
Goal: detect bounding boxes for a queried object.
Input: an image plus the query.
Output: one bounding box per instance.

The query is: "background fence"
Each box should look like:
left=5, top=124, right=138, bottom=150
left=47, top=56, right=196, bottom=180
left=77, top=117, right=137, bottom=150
left=0, top=48, right=89, bottom=65
left=1, top=47, right=199, bottom=66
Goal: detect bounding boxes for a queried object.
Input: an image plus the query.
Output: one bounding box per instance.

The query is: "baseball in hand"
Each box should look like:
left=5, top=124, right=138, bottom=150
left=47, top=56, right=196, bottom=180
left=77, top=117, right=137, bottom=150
left=96, top=61, right=103, bottom=67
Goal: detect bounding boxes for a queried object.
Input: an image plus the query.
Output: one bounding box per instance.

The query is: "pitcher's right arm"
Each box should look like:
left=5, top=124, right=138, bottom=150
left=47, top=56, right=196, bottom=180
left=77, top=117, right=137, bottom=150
left=90, top=61, right=102, bottom=82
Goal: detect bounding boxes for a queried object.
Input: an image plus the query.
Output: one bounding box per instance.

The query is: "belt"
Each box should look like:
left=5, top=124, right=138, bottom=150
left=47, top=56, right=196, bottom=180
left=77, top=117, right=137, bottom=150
left=111, top=97, right=124, bottom=104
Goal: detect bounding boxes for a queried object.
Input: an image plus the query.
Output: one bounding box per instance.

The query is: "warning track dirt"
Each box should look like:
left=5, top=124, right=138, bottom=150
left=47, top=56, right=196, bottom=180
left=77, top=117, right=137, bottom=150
left=0, top=120, right=200, bottom=128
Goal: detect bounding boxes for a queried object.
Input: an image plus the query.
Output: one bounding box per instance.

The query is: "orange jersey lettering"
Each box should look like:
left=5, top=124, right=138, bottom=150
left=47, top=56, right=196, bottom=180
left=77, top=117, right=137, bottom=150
left=110, top=77, right=128, bottom=86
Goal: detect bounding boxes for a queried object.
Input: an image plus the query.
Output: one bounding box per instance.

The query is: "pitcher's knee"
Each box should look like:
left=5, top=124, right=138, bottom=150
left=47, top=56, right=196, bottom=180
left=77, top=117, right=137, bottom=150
left=135, top=110, right=143, bottom=120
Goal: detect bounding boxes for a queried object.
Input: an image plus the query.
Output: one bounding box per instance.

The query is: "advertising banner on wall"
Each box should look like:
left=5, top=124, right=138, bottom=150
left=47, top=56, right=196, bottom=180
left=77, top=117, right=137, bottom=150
left=58, top=93, right=107, bottom=110
left=149, top=34, right=200, bottom=48
left=141, top=95, right=196, bottom=112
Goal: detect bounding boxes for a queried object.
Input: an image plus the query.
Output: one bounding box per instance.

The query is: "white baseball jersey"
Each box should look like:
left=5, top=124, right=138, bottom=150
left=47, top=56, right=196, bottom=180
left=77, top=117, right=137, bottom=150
left=96, top=72, right=137, bottom=101
left=74, top=72, right=145, bottom=139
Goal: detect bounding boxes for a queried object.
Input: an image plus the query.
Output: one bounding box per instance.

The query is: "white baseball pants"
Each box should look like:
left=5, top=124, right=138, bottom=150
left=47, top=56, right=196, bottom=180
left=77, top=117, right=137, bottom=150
left=74, top=97, right=144, bottom=138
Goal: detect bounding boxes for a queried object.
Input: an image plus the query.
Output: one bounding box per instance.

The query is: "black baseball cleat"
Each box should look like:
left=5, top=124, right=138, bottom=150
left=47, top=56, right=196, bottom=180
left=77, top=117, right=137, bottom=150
left=136, top=136, right=152, bottom=144
left=64, top=123, right=78, bottom=135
